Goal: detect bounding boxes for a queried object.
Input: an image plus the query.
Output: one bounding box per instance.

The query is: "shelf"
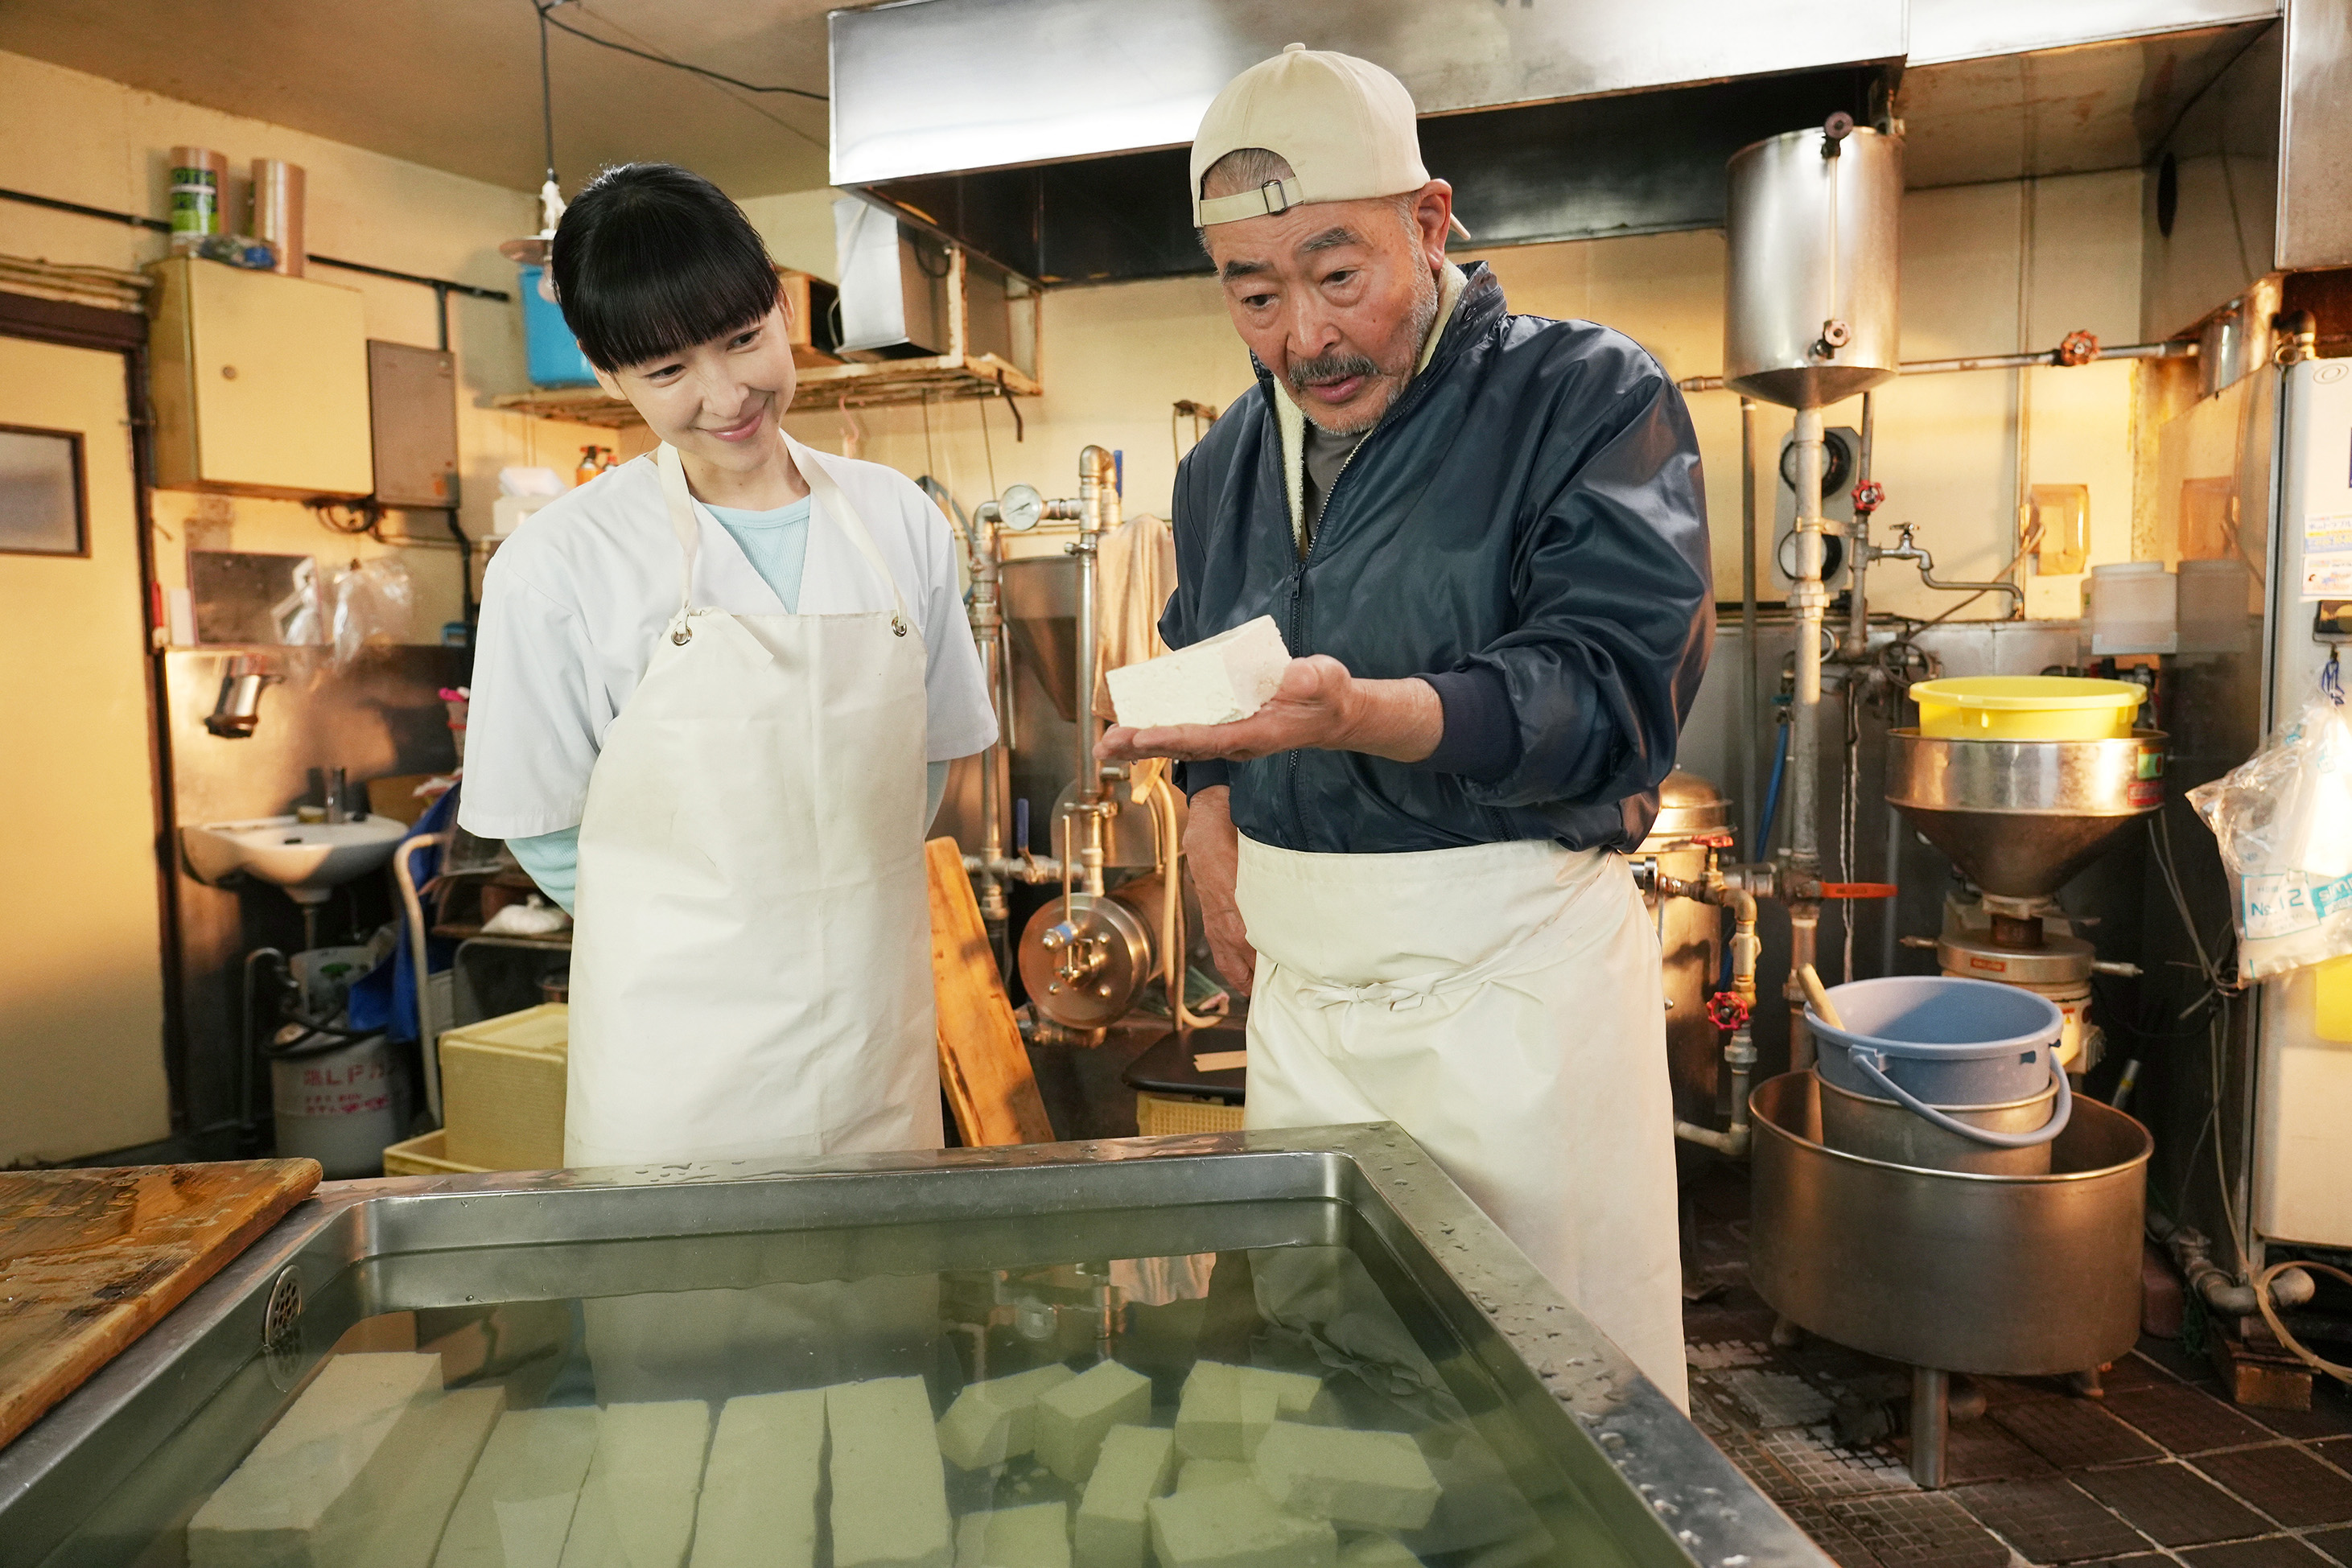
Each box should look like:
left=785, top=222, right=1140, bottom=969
left=488, top=348, right=1041, bottom=428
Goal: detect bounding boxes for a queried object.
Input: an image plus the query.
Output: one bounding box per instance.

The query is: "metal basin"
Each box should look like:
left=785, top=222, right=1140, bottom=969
left=1884, top=728, right=2165, bottom=899
left=1750, top=1072, right=2149, bottom=1377
left=0, top=1128, right=1828, bottom=1568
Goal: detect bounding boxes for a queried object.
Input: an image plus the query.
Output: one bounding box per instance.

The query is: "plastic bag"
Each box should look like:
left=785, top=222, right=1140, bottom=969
left=325, top=557, right=415, bottom=666
left=2189, top=697, right=2352, bottom=979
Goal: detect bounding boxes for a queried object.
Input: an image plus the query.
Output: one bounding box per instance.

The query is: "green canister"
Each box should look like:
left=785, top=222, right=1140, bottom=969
left=169, top=146, right=228, bottom=238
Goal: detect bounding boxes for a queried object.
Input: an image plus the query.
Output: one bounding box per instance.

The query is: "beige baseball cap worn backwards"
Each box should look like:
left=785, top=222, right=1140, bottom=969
left=1191, top=43, right=1472, bottom=237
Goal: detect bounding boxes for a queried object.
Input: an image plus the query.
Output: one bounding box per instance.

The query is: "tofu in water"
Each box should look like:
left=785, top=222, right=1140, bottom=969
left=953, top=1502, right=1069, bottom=1568
left=690, top=1389, right=825, bottom=1568
left=190, top=1352, right=448, bottom=1568
left=1105, top=617, right=1290, bottom=730
left=558, top=1401, right=712, bottom=1568
left=1033, top=1360, right=1152, bottom=1484
left=936, top=1364, right=1077, bottom=1471
left=1172, top=1364, right=1279, bottom=1463
left=1175, top=1460, right=1254, bottom=1494
left=1339, top=1538, right=1423, bottom=1568
left=1073, top=1426, right=1176, bottom=1568
left=829, top=1376, right=953, bottom=1568
left=1146, top=1480, right=1337, bottom=1568
left=1251, top=1423, right=1440, bottom=1532
left=348, top=1386, right=508, bottom=1568
left=434, top=1405, right=601, bottom=1568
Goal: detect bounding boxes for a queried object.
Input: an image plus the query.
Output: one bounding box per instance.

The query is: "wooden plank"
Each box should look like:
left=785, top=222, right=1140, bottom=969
left=0, top=1158, right=320, bottom=1451
left=925, top=837, right=1055, bottom=1146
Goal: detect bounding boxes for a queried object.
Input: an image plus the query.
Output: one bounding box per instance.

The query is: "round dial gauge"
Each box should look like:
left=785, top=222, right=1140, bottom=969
left=1000, top=483, right=1046, bottom=533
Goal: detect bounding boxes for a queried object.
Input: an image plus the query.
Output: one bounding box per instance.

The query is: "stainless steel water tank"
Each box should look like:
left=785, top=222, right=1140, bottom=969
left=1724, top=121, right=1902, bottom=410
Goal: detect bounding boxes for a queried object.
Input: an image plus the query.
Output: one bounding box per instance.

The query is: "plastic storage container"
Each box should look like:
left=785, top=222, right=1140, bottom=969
left=1909, top=676, right=2145, bottom=740
left=439, top=1002, right=567, bottom=1171
left=2085, top=561, right=2179, bottom=654
left=519, top=265, right=598, bottom=388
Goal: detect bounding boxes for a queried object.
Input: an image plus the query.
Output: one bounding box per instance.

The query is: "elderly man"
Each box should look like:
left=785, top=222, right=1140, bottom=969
left=1099, top=44, right=1711, bottom=1405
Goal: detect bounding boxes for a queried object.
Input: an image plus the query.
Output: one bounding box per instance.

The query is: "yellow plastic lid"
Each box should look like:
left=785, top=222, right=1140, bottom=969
left=1909, top=677, right=2144, bottom=712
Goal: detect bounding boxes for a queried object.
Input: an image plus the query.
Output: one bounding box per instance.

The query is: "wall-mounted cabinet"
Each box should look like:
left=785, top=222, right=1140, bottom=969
left=147, top=257, right=373, bottom=498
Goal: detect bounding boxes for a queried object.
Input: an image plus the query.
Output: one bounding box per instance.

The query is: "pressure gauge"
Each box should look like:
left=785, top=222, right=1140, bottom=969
left=1000, top=483, right=1045, bottom=533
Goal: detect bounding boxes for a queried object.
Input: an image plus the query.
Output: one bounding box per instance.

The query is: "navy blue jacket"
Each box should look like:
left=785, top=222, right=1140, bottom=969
left=1161, top=262, right=1712, bottom=853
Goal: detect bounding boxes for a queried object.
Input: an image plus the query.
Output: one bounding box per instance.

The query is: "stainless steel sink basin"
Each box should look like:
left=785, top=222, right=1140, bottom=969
left=0, top=1127, right=1827, bottom=1568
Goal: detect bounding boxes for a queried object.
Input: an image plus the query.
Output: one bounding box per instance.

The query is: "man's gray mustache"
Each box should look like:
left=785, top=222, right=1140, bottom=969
left=1287, top=352, right=1382, bottom=391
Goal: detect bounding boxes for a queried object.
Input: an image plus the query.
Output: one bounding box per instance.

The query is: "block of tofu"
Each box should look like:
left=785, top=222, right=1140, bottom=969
left=1250, top=1424, right=1440, bottom=1532
left=689, top=1389, right=826, bottom=1568
left=190, top=1351, right=449, bottom=1568
left=1033, top=1360, right=1153, bottom=1484
left=1338, top=1537, right=1422, bottom=1568
left=1073, top=1426, right=1176, bottom=1568
left=349, top=1386, right=509, bottom=1568
left=558, top=1401, right=712, bottom=1568
left=433, top=1406, right=601, bottom=1568
left=1172, top=1364, right=1279, bottom=1462
left=953, top=1502, right=1070, bottom=1568
left=1175, top=1460, right=1253, bottom=1494
left=1146, top=1480, right=1337, bottom=1568
left=829, top=1377, right=954, bottom=1568
left=1105, top=616, right=1290, bottom=730
left=936, top=1363, right=1079, bottom=1470
left=1236, top=1367, right=1321, bottom=1421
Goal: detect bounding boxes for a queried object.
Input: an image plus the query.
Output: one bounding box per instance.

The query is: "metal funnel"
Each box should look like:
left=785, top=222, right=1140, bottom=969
left=1885, top=730, right=2165, bottom=899
left=1000, top=556, right=1078, bottom=722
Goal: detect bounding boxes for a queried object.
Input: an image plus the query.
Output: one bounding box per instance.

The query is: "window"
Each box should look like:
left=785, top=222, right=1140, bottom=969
left=0, top=425, right=86, bottom=557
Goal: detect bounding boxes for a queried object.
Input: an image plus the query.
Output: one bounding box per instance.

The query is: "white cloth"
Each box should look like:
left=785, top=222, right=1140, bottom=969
left=1089, top=511, right=1179, bottom=722
left=460, top=437, right=995, bottom=842
left=562, top=439, right=939, bottom=1167
left=1234, top=834, right=1689, bottom=1410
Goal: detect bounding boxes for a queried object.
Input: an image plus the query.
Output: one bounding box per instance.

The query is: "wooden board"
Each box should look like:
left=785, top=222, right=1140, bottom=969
left=925, top=837, right=1055, bottom=1147
left=0, top=1159, right=320, bottom=1451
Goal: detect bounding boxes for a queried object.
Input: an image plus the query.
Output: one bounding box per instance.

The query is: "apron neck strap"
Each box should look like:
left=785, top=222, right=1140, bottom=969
left=655, top=436, right=911, bottom=634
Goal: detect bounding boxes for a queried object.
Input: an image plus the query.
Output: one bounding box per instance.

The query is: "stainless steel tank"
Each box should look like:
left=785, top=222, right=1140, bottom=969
left=1637, top=772, right=1732, bottom=1129
left=1724, top=121, right=1902, bottom=410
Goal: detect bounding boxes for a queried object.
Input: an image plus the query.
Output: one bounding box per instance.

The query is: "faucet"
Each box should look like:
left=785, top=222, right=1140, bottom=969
left=325, top=768, right=348, bottom=825
left=205, top=656, right=282, bottom=739
left=1873, top=523, right=2025, bottom=611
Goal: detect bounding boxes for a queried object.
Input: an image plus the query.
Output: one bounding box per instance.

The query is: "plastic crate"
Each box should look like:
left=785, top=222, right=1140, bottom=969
left=1134, top=1091, right=1246, bottom=1137
left=440, top=1004, right=567, bottom=1171
left=382, top=1128, right=487, bottom=1177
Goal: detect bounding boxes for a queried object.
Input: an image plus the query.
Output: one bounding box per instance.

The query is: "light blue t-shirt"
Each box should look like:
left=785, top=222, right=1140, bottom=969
left=509, top=493, right=946, bottom=913
left=706, top=496, right=814, bottom=612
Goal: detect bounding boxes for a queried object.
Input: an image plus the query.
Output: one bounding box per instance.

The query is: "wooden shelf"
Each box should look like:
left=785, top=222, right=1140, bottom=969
left=790, top=352, right=1040, bottom=414
left=485, top=385, right=641, bottom=427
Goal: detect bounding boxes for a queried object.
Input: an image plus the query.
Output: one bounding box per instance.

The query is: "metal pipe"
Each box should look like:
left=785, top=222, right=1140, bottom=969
left=1072, top=445, right=1117, bottom=900
left=1676, top=337, right=2197, bottom=392
left=1786, top=407, right=1826, bottom=1071
left=969, top=501, right=1011, bottom=960
left=1872, top=524, right=2026, bottom=610
left=1909, top=1366, right=1949, bottom=1488
left=2150, top=1215, right=2315, bottom=1316
left=1740, top=398, right=1760, bottom=857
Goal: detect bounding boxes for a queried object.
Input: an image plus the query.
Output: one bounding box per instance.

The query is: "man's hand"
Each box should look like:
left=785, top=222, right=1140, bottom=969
left=1182, top=786, right=1255, bottom=996
left=1098, top=655, right=1443, bottom=765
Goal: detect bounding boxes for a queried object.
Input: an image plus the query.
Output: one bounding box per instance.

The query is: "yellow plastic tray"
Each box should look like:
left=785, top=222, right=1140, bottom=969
left=1911, top=676, right=2144, bottom=740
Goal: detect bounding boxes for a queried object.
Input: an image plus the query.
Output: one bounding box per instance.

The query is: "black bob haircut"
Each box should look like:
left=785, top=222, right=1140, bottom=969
left=550, top=163, right=781, bottom=372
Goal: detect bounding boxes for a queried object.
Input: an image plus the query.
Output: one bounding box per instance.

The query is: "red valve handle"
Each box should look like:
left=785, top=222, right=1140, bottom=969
left=1852, top=479, right=1885, bottom=516
left=1707, top=992, right=1751, bottom=1031
left=1820, top=882, right=1899, bottom=899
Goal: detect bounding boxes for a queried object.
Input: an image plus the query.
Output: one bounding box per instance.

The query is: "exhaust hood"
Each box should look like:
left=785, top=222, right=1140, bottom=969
left=828, top=0, right=2289, bottom=287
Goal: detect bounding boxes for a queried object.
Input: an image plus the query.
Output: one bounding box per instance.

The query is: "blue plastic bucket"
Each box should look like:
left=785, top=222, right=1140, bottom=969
left=1809, top=976, right=2069, bottom=1150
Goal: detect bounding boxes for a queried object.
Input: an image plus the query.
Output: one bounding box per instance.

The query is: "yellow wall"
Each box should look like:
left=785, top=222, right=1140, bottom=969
left=770, top=170, right=2146, bottom=623
left=0, top=47, right=620, bottom=640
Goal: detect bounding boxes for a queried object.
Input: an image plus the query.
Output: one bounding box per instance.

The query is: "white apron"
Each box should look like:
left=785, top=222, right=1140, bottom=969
left=1236, top=835, right=1689, bottom=1410
left=564, top=439, right=938, bottom=1167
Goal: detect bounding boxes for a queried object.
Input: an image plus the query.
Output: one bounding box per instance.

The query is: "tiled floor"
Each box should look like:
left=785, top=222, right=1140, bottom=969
left=1683, top=1167, right=2352, bottom=1566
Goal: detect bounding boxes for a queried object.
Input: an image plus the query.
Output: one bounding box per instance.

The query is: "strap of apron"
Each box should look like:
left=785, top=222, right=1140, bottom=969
left=653, top=438, right=912, bottom=640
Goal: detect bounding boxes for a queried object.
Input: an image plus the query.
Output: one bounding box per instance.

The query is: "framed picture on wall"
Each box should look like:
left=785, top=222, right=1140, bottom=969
left=0, top=424, right=88, bottom=558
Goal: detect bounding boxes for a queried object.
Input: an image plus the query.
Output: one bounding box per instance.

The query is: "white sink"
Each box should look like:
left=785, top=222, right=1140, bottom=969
left=183, top=815, right=410, bottom=905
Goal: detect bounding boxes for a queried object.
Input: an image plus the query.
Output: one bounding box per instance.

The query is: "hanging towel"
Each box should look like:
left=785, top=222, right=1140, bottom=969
left=1091, top=512, right=1180, bottom=721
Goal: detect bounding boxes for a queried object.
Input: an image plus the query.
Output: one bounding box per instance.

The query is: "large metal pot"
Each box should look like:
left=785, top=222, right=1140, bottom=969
left=1749, top=1072, right=2148, bottom=1376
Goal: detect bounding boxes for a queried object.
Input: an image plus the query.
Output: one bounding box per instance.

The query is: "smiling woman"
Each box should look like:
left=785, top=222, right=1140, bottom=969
left=456, top=160, right=998, bottom=1172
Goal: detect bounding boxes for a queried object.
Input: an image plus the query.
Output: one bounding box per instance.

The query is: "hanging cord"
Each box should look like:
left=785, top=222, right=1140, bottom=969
left=977, top=396, right=999, bottom=499
left=532, top=0, right=826, bottom=99
left=2325, top=645, right=2344, bottom=707
left=536, top=3, right=558, bottom=191
left=2255, top=1258, right=2352, bottom=1386
left=1840, top=673, right=1861, bottom=982
left=1147, top=772, right=1225, bottom=1031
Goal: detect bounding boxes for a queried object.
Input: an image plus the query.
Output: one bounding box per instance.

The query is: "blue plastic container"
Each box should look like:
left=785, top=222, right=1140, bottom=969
left=519, top=265, right=598, bottom=389
left=1809, top=976, right=2068, bottom=1150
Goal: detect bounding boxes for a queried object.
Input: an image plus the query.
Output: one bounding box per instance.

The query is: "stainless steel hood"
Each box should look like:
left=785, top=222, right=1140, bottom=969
left=828, top=0, right=2296, bottom=287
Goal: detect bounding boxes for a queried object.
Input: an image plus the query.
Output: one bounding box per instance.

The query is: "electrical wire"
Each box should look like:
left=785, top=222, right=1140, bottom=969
left=534, top=1, right=826, bottom=100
